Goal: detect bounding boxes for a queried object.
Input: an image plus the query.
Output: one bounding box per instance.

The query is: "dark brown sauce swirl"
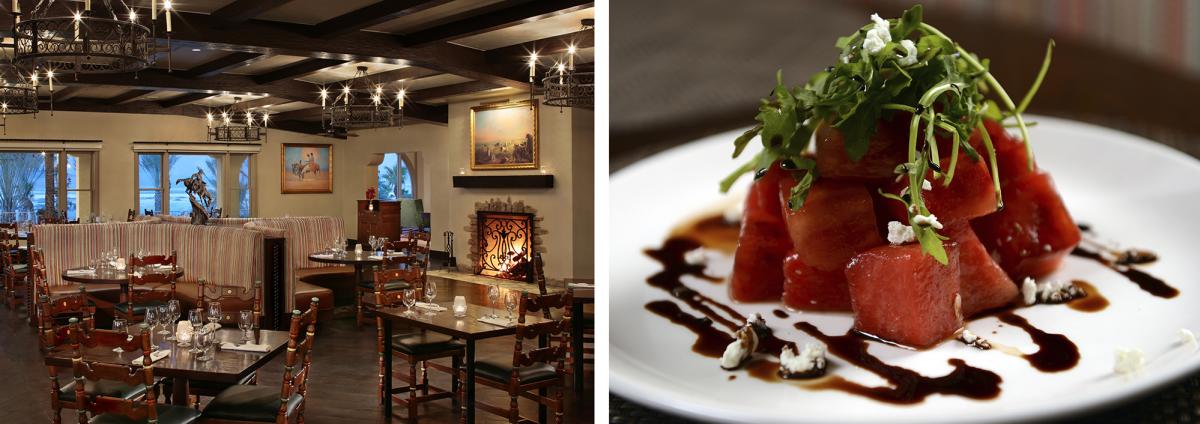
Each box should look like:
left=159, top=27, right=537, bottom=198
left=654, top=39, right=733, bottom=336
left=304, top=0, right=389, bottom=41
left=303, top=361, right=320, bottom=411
left=795, top=322, right=1002, bottom=403
left=645, top=301, right=733, bottom=357
left=773, top=309, right=789, bottom=319
left=1071, top=246, right=1178, bottom=298
left=1067, top=280, right=1108, bottom=312
left=996, top=313, right=1079, bottom=372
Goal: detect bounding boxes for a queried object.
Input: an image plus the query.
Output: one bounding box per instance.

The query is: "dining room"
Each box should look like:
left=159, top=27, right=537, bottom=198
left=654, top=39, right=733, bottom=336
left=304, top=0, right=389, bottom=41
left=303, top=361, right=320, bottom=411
left=0, top=1, right=596, bottom=423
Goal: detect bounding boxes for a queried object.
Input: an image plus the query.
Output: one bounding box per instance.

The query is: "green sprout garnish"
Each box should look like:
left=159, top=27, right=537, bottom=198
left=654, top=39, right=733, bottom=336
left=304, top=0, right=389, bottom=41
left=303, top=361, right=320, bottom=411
left=722, top=5, right=1054, bottom=264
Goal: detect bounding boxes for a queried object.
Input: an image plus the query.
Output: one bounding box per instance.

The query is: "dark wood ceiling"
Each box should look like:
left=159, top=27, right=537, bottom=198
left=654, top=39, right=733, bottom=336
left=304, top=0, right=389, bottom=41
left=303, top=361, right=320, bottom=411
left=2, top=0, right=595, bottom=138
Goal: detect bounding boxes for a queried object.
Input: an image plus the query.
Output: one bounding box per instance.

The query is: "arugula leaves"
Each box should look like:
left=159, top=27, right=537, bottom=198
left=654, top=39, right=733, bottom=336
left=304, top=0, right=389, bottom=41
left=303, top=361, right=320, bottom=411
left=722, top=4, right=1053, bottom=264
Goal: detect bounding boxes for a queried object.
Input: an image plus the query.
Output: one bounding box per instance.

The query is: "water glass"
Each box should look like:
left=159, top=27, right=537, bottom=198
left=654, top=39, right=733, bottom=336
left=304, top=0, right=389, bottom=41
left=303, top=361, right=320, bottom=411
left=112, top=317, right=127, bottom=353
left=424, top=281, right=437, bottom=304
left=166, top=300, right=181, bottom=341
left=186, top=309, right=204, bottom=351
left=238, top=310, right=254, bottom=344
left=487, top=284, right=501, bottom=318
left=505, top=291, right=520, bottom=322
left=156, top=305, right=171, bottom=335
left=402, top=288, right=417, bottom=313
left=207, top=301, right=222, bottom=326
left=194, top=327, right=215, bottom=362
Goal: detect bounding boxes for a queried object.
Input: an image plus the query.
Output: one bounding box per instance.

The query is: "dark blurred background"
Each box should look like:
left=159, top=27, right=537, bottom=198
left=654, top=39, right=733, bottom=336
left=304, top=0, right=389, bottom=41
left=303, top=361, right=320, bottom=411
left=611, top=0, right=1200, bottom=171
left=611, top=1, right=1200, bottom=422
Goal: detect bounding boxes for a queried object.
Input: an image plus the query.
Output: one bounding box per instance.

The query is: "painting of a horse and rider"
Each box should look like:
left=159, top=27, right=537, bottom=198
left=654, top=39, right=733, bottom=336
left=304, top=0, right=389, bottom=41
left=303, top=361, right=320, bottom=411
left=281, top=143, right=333, bottom=193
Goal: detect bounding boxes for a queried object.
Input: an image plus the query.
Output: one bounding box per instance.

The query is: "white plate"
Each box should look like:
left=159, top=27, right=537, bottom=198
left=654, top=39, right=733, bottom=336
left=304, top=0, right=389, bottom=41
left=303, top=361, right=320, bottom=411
left=610, top=116, right=1200, bottom=423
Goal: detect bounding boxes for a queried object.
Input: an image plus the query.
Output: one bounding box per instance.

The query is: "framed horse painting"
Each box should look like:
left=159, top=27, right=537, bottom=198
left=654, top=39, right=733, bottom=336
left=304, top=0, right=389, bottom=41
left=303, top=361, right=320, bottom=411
left=281, top=143, right=333, bottom=194
left=470, top=101, right=538, bottom=170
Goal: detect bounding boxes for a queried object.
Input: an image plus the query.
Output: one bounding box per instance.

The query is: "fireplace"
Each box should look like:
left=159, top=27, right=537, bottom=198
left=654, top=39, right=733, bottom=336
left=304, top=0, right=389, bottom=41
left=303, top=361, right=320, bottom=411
left=463, top=197, right=546, bottom=282
left=476, top=212, right=534, bottom=281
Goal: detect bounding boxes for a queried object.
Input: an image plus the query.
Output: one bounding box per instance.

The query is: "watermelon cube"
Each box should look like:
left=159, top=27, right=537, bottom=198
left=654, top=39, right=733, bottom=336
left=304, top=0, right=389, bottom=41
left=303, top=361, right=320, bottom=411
left=816, top=117, right=910, bottom=180
left=971, top=172, right=1081, bottom=280
left=970, top=119, right=1037, bottom=184
left=883, top=149, right=997, bottom=222
left=783, top=253, right=852, bottom=311
left=730, top=162, right=793, bottom=302
left=845, top=243, right=963, bottom=348
left=945, top=222, right=1018, bottom=317
left=780, top=179, right=884, bottom=273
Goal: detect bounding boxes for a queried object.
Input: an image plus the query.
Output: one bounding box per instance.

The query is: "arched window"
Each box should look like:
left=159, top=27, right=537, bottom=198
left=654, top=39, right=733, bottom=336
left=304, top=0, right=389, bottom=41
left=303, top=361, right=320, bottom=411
left=377, top=153, right=415, bottom=200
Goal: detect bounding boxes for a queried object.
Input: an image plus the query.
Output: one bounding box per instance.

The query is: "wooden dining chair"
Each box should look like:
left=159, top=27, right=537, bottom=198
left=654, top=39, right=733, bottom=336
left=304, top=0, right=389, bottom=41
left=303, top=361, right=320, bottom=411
left=531, top=253, right=593, bottom=375
left=372, top=267, right=463, bottom=423
left=39, top=289, right=99, bottom=423
left=356, top=248, right=416, bottom=327
left=67, top=319, right=200, bottom=424
left=1, top=236, right=28, bottom=311
left=459, top=292, right=573, bottom=424
left=199, top=298, right=320, bottom=423
left=116, top=253, right=178, bottom=321
left=189, top=280, right=264, bottom=407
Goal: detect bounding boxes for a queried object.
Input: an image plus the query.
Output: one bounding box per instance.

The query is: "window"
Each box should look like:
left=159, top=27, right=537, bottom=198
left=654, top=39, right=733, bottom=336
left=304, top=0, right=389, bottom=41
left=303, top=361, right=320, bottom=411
left=377, top=153, right=414, bottom=200
left=0, top=150, right=97, bottom=222
left=137, top=152, right=254, bottom=217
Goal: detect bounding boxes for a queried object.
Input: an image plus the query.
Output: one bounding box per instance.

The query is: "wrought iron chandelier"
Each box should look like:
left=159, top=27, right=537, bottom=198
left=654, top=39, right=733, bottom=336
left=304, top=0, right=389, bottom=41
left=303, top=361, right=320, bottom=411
left=206, top=97, right=269, bottom=142
left=533, top=18, right=594, bottom=110
left=10, top=0, right=163, bottom=75
left=319, top=66, right=406, bottom=131
left=0, top=72, right=39, bottom=134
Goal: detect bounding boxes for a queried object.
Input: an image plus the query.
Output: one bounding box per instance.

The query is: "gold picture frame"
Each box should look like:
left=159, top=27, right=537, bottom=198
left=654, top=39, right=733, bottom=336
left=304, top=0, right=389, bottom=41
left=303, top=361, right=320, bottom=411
left=470, top=101, right=539, bottom=170
left=281, top=143, right=333, bottom=194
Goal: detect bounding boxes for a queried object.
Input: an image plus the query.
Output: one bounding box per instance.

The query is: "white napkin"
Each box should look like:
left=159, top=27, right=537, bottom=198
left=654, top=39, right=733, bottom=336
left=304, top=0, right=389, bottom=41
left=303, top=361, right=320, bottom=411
left=477, top=316, right=513, bottom=327
left=367, top=255, right=383, bottom=260
left=220, top=342, right=271, bottom=353
left=66, top=269, right=95, bottom=276
left=130, top=349, right=170, bottom=365
left=414, top=302, right=446, bottom=312
left=567, top=282, right=593, bottom=289
left=311, top=253, right=334, bottom=259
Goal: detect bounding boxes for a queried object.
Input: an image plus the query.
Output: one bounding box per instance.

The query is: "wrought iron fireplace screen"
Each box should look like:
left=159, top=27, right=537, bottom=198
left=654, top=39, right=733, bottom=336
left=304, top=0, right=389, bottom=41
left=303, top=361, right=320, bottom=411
left=476, top=211, right=534, bottom=281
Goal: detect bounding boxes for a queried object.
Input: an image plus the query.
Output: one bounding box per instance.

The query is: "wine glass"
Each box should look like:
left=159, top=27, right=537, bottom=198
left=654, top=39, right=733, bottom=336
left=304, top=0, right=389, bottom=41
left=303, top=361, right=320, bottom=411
left=238, top=310, right=254, bottom=344
left=505, top=291, right=520, bottom=323
left=166, top=300, right=180, bottom=341
left=423, top=281, right=437, bottom=305
left=144, top=308, right=159, bottom=350
left=368, top=235, right=377, bottom=252
left=156, top=305, right=171, bottom=335
left=185, top=309, right=203, bottom=350
left=487, top=284, right=501, bottom=319
left=401, top=288, right=417, bottom=314
left=194, top=327, right=214, bottom=362
left=112, top=317, right=128, bottom=353
left=207, top=301, right=222, bottom=327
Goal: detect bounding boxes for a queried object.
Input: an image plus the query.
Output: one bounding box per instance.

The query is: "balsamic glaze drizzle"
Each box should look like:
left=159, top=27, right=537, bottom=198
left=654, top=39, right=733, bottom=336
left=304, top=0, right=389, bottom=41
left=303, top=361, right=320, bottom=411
left=996, top=313, right=1080, bottom=372
left=1070, top=246, right=1178, bottom=298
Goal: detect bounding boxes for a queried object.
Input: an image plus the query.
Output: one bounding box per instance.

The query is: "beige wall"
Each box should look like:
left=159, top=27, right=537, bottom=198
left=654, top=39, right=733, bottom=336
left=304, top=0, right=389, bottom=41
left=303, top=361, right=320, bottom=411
left=0, top=98, right=594, bottom=280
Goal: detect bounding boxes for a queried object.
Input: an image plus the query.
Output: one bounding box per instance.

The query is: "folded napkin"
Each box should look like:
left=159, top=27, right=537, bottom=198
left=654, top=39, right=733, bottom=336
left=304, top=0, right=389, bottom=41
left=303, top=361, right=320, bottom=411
left=567, top=282, right=594, bottom=289
left=65, top=269, right=96, bottom=276
left=220, top=342, right=271, bottom=353
left=477, top=316, right=514, bottom=327
left=414, top=302, right=446, bottom=312
left=130, top=349, right=170, bottom=365
left=311, top=253, right=334, bottom=259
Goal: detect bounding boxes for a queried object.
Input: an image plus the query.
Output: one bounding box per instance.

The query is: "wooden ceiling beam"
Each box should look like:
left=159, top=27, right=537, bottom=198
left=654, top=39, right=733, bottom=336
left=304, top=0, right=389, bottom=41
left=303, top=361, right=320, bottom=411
left=408, top=81, right=502, bottom=102
left=105, top=89, right=157, bottom=105
left=48, top=85, right=85, bottom=102
left=400, top=0, right=593, bottom=47
left=485, top=28, right=594, bottom=63
left=210, top=0, right=298, bottom=27
left=251, top=58, right=347, bottom=84
left=68, top=69, right=317, bottom=101
left=159, top=92, right=218, bottom=108
left=180, top=52, right=268, bottom=78
left=311, top=0, right=453, bottom=38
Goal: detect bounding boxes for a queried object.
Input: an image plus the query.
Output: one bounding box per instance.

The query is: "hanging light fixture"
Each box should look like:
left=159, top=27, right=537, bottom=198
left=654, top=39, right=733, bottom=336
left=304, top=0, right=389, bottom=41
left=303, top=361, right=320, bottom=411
left=538, top=19, right=594, bottom=110
left=206, top=97, right=268, bottom=142
left=11, top=0, right=159, bottom=75
left=0, top=72, right=39, bottom=135
left=320, top=66, right=403, bottom=132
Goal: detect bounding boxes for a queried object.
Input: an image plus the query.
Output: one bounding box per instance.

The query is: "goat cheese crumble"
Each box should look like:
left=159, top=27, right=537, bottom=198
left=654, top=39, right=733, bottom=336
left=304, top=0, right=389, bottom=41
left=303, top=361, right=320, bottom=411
left=886, top=221, right=915, bottom=245
left=862, top=14, right=892, bottom=55
left=1180, top=328, right=1197, bottom=349
left=1021, top=277, right=1037, bottom=306
left=921, top=178, right=932, bottom=191
left=1113, top=347, right=1145, bottom=376
left=897, top=39, right=919, bottom=66
left=720, top=325, right=759, bottom=370
left=911, top=214, right=944, bottom=230
left=1022, top=277, right=1085, bottom=305
left=779, top=342, right=828, bottom=379
left=957, top=329, right=992, bottom=350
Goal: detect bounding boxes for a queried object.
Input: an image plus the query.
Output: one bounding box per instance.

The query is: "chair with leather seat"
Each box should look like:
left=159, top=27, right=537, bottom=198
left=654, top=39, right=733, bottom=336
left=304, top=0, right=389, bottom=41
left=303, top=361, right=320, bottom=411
left=116, top=253, right=178, bottom=321
left=199, top=298, right=320, bottom=423
left=531, top=253, right=594, bottom=385
left=187, top=280, right=263, bottom=407
left=371, top=267, right=462, bottom=423
left=67, top=319, right=200, bottom=424
left=459, top=291, right=573, bottom=424
left=40, top=287, right=98, bottom=424
left=1, top=234, right=28, bottom=311
left=356, top=250, right=414, bottom=327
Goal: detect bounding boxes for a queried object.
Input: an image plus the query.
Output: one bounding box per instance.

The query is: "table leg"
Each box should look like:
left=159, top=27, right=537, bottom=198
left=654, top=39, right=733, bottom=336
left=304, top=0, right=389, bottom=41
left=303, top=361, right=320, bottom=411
left=465, top=340, right=476, bottom=424
left=572, top=301, right=584, bottom=395
left=539, top=334, right=548, bottom=422
left=171, top=376, right=189, bottom=406
left=383, top=319, right=393, bottom=416
left=355, top=265, right=364, bottom=327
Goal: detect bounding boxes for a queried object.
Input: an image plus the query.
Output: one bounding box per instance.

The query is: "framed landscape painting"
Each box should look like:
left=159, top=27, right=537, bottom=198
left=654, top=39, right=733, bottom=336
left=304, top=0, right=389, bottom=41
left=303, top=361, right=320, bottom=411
left=470, top=101, right=538, bottom=170
left=281, top=143, right=333, bottom=193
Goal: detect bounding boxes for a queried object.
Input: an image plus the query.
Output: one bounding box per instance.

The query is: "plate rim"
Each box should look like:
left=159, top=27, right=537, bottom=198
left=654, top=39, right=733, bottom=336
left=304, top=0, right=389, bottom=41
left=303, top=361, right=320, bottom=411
left=609, top=115, right=1200, bottom=423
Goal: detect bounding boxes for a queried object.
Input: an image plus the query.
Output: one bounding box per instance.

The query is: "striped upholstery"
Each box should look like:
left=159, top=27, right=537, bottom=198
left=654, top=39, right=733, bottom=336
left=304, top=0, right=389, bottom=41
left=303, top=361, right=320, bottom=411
left=33, top=223, right=134, bottom=287
left=171, top=225, right=263, bottom=290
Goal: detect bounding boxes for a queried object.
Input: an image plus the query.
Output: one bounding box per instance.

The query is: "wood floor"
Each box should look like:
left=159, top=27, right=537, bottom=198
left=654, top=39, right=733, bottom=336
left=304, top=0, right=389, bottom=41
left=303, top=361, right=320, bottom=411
left=0, top=279, right=594, bottom=424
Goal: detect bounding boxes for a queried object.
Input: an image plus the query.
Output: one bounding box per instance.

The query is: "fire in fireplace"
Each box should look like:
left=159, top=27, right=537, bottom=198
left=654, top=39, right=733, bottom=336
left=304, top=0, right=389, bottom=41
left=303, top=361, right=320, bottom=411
left=476, top=211, right=534, bottom=281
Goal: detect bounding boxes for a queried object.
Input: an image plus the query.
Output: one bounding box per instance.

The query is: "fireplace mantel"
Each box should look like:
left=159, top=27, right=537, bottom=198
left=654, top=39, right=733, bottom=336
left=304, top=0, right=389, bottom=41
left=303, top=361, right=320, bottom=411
left=452, top=175, right=554, bottom=189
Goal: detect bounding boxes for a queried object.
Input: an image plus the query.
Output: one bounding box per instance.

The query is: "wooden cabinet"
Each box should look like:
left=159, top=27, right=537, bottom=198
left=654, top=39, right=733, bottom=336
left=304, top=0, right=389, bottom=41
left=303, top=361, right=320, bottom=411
left=357, top=200, right=402, bottom=242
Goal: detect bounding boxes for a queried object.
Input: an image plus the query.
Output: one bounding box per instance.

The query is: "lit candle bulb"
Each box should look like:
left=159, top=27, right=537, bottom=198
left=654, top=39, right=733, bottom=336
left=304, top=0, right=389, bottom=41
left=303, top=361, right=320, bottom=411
left=246, top=111, right=252, bottom=126
left=319, top=87, right=327, bottom=108
left=30, top=72, right=37, bottom=87
left=397, top=89, right=405, bottom=109
left=84, top=0, right=90, bottom=11
left=46, top=70, right=53, bottom=91
left=129, top=9, right=136, bottom=22
left=206, top=112, right=213, bottom=128
left=12, top=0, right=19, bottom=13
left=151, top=0, right=156, bottom=20
left=567, top=44, right=576, bottom=71
left=528, top=53, right=538, bottom=79
left=221, top=111, right=230, bottom=125
left=262, top=111, right=270, bottom=126
left=556, top=62, right=565, bottom=84
left=73, top=11, right=81, bottom=40
left=163, top=0, right=172, bottom=32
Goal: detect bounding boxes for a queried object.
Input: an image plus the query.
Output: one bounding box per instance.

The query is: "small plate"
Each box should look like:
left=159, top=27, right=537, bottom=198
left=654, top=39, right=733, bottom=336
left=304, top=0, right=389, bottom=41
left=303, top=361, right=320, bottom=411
left=610, top=116, right=1200, bottom=423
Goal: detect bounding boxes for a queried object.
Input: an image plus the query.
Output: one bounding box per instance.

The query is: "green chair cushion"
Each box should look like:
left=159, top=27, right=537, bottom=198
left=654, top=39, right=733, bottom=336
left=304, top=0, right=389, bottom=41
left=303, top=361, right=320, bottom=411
left=89, top=404, right=201, bottom=424
left=391, top=333, right=463, bottom=356
left=201, top=385, right=303, bottom=422
left=58, top=380, right=148, bottom=402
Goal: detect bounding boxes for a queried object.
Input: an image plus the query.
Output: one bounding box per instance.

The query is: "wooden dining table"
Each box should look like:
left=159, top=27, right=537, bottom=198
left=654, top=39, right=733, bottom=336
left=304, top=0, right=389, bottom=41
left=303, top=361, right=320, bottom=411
left=377, top=302, right=550, bottom=424
left=44, top=328, right=290, bottom=405
left=568, top=284, right=593, bottom=396
left=62, top=266, right=186, bottom=310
